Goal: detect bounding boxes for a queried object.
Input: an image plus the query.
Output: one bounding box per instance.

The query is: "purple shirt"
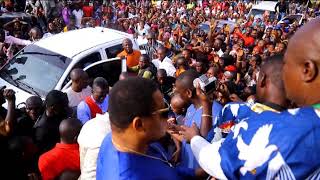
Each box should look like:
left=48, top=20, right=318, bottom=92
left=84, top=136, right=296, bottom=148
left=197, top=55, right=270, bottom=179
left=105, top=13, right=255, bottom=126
left=62, top=7, right=71, bottom=25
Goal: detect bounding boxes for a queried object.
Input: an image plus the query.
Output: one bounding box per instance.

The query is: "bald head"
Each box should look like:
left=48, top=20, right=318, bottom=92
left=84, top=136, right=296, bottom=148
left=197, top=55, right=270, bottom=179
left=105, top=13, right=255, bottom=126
left=26, top=96, right=43, bottom=121
left=283, top=18, right=320, bottom=106
left=70, top=69, right=87, bottom=92
left=170, top=94, right=188, bottom=115
left=70, top=68, right=86, bottom=81
left=59, top=118, right=82, bottom=144
left=123, top=38, right=133, bottom=53
left=26, top=96, right=43, bottom=108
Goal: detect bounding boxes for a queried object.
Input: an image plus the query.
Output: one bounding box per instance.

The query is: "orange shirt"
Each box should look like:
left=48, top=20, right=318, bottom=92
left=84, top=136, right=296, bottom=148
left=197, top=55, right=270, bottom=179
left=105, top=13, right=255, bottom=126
left=117, top=50, right=141, bottom=68
left=176, top=68, right=186, bottom=77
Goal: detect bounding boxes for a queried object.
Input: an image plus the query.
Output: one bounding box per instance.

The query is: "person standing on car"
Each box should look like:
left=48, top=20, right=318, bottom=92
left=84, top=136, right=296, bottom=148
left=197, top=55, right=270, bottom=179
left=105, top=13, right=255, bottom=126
left=275, top=0, right=289, bottom=20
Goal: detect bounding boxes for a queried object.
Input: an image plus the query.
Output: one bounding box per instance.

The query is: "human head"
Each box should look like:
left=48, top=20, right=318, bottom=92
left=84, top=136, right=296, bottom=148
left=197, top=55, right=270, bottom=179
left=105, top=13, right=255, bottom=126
left=249, top=54, right=262, bottom=68
left=122, top=38, right=133, bottom=54
left=176, top=57, right=187, bottom=68
left=139, top=54, right=150, bottom=69
left=175, top=70, right=199, bottom=104
left=195, top=60, right=206, bottom=75
left=157, top=46, right=167, bottom=61
left=70, top=68, right=87, bottom=92
left=182, top=49, right=192, bottom=60
left=146, top=33, right=156, bottom=44
left=276, top=42, right=287, bottom=54
left=26, top=96, right=43, bottom=121
left=28, top=27, right=42, bottom=41
left=92, top=77, right=109, bottom=104
left=283, top=19, right=320, bottom=106
left=256, top=54, right=287, bottom=107
left=204, top=42, right=213, bottom=54
left=170, top=94, right=188, bottom=115
left=109, top=77, right=167, bottom=142
left=207, top=66, right=219, bottom=78
left=213, top=38, right=222, bottom=50
left=157, top=69, right=167, bottom=85
left=59, top=118, right=82, bottom=144
left=45, top=90, right=69, bottom=118
left=251, top=29, right=258, bottom=39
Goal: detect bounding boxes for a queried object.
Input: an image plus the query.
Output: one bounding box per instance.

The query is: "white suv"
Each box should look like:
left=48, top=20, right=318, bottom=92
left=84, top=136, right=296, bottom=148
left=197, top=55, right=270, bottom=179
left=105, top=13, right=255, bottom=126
left=0, top=27, right=139, bottom=105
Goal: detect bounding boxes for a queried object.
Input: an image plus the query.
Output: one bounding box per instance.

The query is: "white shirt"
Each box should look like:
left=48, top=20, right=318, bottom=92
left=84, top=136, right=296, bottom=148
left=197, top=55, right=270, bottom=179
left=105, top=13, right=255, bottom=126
left=152, top=57, right=176, bottom=77
left=191, top=136, right=228, bottom=180
left=77, top=113, right=111, bottom=180
left=64, top=86, right=92, bottom=108
left=72, top=9, right=84, bottom=28
left=215, top=48, right=224, bottom=57
left=136, top=26, right=149, bottom=36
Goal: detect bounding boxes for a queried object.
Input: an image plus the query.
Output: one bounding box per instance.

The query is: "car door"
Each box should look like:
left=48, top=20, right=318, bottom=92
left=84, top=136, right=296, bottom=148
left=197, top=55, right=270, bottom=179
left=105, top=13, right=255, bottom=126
left=61, top=58, right=125, bottom=91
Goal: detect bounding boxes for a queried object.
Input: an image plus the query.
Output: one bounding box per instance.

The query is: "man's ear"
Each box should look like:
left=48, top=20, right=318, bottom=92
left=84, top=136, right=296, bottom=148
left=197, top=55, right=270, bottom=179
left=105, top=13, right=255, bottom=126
left=258, top=71, right=266, bottom=88
left=186, top=89, right=193, bottom=99
left=301, top=60, right=318, bottom=82
left=132, top=117, right=145, bottom=132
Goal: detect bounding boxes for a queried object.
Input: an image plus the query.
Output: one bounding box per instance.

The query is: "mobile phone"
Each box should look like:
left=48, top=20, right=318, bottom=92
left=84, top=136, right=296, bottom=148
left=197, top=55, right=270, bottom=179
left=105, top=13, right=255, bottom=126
left=193, top=75, right=216, bottom=93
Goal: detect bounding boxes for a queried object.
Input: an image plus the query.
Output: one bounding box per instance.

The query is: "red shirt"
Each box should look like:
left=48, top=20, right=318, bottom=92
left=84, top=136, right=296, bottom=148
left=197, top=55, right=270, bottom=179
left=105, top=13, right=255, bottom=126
left=236, top=32, right=255, bottom=47
left=39, top=143, right=80, bottom=180
left=83, top=6, right=93, bottom=17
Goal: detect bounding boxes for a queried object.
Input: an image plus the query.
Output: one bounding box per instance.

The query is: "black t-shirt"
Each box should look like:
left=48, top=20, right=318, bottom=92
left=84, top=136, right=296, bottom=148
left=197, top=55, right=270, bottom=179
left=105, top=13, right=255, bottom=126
left=276, top=2, right=288, bottom=13
left=32, top=113, right=63, bottom=154
left=159, top=77, right=176, bottom=102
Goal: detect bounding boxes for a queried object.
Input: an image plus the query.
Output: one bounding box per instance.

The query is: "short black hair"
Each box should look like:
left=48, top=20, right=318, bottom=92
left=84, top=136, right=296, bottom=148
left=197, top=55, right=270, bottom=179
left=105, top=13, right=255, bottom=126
left=140, top=54, right=150, bottom=62
left=45, top=90, right=69, bottom=108
left=176, top=70, right=199, bottom=90
left=261, top=54, right=284, bottom=90
left=109, top=77, right=159, bottom=129
left=157, top=69, right=167, bottom=77
left=59, top=118, right=82, bottom=144
left=93, top=77, right=108, bottom=89
left=253, top=54, right=262, bottom=65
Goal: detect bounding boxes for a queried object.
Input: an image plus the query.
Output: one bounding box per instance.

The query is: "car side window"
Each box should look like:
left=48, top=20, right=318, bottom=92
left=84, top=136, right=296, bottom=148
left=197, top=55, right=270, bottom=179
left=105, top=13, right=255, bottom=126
left=62, top=52, right=102, bottom=88
left=105, top=44, right=123, bottom=58
left=85, top=60, right=122, bottom=87
left=75, top=52, right=102, bottom=69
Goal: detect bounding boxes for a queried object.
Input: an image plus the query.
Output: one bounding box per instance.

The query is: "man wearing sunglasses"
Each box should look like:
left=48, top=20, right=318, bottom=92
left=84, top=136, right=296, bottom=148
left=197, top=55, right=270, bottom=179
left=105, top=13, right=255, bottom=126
left=96, top=77, right=196, bottom=179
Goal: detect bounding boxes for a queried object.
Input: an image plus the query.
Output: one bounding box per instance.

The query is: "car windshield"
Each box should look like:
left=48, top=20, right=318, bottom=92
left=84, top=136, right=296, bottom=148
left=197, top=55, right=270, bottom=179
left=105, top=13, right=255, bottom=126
left=250, top=9, right=276, bottom=20
left=0, top=44, right=71, bottom=97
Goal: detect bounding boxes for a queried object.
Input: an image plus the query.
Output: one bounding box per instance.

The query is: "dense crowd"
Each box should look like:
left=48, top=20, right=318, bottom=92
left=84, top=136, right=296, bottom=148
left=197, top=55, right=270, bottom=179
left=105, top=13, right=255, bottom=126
left=0, top=0, right=320, bottom=180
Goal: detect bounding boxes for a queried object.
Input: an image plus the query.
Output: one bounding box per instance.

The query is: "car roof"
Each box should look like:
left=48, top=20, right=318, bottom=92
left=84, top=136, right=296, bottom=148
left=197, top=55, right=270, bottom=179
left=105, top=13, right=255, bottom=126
left=34, top=27, right=133, bottom=58
left=252, top=1, right=278, bottom=12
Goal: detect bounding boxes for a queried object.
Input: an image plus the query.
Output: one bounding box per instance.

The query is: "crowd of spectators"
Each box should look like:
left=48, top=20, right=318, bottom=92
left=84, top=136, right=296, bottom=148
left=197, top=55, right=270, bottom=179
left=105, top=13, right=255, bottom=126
left=0, top=0, right=320, bottom=180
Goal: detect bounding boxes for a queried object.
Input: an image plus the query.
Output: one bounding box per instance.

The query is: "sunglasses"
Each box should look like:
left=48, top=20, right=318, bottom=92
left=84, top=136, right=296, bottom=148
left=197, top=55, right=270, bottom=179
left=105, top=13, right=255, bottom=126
left=152, top=107, right=170, bottom=119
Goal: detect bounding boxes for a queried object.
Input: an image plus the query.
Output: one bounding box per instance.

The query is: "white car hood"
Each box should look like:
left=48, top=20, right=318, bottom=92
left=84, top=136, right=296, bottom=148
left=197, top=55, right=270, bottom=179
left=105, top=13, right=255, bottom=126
left=0, top=78, right=34, bottom=108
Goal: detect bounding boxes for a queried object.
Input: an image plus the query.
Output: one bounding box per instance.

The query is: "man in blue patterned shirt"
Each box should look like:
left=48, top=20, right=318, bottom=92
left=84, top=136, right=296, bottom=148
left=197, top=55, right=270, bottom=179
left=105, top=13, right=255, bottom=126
left=181, top=19, right=320, bottom=179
